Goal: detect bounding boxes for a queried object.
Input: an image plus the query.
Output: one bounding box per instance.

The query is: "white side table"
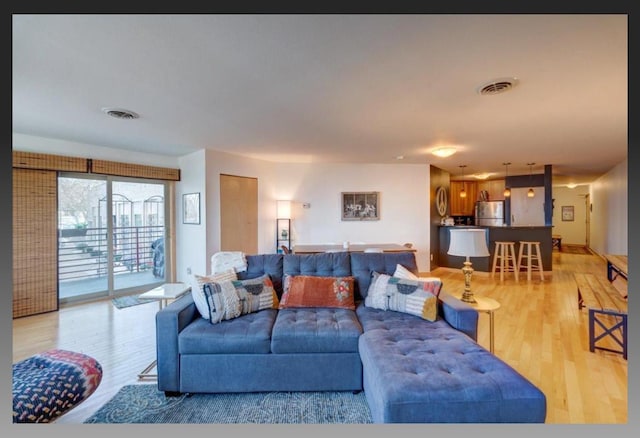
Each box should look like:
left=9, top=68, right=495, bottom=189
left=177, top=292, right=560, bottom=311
left=449, top=292, right=500, bottom=353
left=137, top=283, right=191, bottom=380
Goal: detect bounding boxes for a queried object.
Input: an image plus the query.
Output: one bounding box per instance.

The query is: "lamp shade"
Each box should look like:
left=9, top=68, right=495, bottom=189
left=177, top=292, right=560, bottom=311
left=447, top=229, right=490, bottom=258
left=276, top=200, right=291, bottom=219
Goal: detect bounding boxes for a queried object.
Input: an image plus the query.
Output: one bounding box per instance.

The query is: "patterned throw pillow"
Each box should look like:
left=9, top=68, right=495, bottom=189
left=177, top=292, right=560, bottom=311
left=364, top=272, right=441, bottom=322
left=279, top=275, right=355, bottom=310
left=192, top=270, right=238, bottom=320
left=202, top=274, right=279, bottom=324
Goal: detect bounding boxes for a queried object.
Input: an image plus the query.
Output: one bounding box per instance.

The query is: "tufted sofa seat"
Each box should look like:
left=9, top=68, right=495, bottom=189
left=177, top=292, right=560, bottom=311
left=156, top=251, right=546, bottom=422
left=357, top=304, right=547, bottom=423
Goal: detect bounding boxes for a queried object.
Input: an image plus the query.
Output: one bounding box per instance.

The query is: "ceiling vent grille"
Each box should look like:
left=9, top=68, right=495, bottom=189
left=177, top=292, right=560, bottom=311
left=102, top=107, right=140, bottom=120
left=477, top=77, right=519, bottom=96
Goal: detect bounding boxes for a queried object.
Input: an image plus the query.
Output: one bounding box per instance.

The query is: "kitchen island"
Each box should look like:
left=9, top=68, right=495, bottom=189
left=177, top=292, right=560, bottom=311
left=438, top=225, right=553, bottom=273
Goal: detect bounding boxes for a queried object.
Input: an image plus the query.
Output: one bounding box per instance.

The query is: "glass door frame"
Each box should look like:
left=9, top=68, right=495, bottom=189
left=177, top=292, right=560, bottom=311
left=58, top=172, right=172, bottom=304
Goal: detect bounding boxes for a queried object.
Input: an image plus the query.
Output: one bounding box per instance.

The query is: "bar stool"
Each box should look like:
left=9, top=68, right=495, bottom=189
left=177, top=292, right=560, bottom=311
left=491, top=241, right=518, bottom=281
left=517, top=241, right=544, bottom=281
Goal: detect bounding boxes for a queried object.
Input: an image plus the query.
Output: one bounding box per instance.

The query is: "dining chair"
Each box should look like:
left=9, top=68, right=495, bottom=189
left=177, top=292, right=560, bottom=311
left=281, top=245, right=291, bottom=254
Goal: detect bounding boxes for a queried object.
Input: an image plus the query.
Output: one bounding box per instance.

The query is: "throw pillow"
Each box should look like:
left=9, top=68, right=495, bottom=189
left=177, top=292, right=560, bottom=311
left=192, top=270, right=238, bottom=320
left=393, top=263, right=419, bottom=280
left=364, top=272, right=441, bottom=322
left=279, top=275, right=356, bottom=310
left=202, top=274, right=279, bottom=324
left=392, top=264, right=443, bottom=297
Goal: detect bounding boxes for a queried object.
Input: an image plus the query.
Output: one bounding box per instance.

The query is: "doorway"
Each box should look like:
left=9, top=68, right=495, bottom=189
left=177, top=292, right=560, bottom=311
left=585, top=193, right=591, bottom=248
left=219, top=174, right=258, bottom=254
left=58, top=174, right=169, bottom=303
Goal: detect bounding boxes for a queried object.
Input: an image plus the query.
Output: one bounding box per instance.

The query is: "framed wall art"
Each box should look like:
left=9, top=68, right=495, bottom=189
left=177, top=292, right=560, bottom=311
left=561, top=205, right=574, bottom=222
left=341, top=191, right=379, bottom=221
left=183, top=192, right=201, bottom=224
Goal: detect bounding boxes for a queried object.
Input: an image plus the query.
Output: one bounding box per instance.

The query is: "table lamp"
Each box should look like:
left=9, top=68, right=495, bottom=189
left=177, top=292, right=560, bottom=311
left=447, top=229, right=490, bottom=303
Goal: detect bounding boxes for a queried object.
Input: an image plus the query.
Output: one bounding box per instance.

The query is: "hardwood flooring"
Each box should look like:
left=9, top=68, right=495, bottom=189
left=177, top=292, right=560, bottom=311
left=12, top=250, right=628, bottom=424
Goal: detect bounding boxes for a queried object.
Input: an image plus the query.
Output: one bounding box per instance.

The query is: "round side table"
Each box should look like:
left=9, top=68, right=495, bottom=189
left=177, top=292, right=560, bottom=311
left=449, top=293, right=500, bottom=353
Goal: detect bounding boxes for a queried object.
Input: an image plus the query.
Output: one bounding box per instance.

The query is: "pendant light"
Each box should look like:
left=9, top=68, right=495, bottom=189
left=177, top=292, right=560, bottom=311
left=527, top=162, right=535, bottom=198
left=502, top=162, right=511, bottom=197
left=458, top=165, right=467, bottom=198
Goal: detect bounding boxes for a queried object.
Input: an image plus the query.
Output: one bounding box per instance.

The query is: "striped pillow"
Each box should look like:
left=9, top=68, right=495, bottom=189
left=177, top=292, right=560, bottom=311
left=202, top=274, right=279, bottom=324
left=365, top=272, right=441, bottom=322
left=192, top=269, right=238, bottom=320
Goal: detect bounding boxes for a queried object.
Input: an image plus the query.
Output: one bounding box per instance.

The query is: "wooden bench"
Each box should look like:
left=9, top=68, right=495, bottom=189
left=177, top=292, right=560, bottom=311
left=604, top=254, right=627, bottom=282
left=574, top=273, right=627, bottom=359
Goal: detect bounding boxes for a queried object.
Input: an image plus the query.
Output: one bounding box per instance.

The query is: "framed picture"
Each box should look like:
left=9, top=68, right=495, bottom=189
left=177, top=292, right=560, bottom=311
left=183, top=192, right=201, bottom=224
left=341, top=191, right=379, bottom=221
left=561, top=205, right=574, bottom=222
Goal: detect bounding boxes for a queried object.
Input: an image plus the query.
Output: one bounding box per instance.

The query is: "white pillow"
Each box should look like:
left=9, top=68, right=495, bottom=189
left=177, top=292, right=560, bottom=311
left=393, top=263, right=419, bottom=280
left=394, top=264, right=441, bottom=283
left=192, top=269, right=238, bottom=320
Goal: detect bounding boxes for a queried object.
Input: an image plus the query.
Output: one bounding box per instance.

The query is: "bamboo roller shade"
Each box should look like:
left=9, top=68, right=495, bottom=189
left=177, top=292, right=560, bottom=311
left=12, top=151, right=180, bottom=181
left=13, top=168, right=58, bottom=318
left=91, top=159, right=180, bottom=181
left=13, top=151, right=88, bottom=172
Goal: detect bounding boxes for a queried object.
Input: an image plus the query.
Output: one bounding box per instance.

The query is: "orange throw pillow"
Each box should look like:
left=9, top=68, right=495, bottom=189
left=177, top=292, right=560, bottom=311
left=279, top=275, right=355, bottom=310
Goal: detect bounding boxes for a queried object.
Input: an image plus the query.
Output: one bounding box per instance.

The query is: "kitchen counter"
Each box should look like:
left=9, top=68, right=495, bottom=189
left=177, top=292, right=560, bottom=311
left=437, top=225, right=552, bottom=272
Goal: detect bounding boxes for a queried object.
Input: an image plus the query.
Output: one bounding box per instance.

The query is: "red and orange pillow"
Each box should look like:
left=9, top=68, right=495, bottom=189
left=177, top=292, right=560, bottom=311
left=279, top=275, right=356, bottom=310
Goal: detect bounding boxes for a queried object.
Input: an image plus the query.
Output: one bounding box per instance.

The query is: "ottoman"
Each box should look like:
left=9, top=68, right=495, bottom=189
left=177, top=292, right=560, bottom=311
left=357, top=308, right=547, bottom=423
left=13, top=349, right=103, bottom=423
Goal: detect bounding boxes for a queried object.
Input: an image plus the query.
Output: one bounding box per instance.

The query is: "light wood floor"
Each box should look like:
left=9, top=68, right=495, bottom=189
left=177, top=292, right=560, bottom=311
left=12, top=247, right=628, bottom=424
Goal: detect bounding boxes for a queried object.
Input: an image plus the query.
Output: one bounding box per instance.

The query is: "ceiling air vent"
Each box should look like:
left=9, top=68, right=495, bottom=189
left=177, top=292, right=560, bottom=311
left=477, top=77, right=519, bottom=96
left=102, top=107, right=140, bottom=120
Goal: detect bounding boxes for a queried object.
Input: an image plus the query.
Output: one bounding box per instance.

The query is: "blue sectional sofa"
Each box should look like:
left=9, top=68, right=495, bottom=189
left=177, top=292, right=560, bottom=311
left=155, top=251, right=546, bottom=423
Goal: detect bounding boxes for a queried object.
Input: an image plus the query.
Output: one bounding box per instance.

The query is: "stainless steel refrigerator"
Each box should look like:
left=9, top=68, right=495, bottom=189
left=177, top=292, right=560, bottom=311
left=475, top=201, right=505, bottom=226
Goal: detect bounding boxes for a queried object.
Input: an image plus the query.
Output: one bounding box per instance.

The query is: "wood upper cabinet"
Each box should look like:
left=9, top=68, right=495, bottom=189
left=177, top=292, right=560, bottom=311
left=449, top=181, right=478, bottom=216
left=477, top=179, right=506, bottom=201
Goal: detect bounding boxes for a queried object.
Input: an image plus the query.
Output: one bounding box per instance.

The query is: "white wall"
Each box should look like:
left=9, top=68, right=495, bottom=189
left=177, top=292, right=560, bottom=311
left=551, top=186, right=589, bottom=245
left=275, top=162, right=431, bottom=271
left=175, top=150, right=208, bottom=281
left=589, top=159, right=628, bottom=255
left=12, top=133, right=179, bottom=168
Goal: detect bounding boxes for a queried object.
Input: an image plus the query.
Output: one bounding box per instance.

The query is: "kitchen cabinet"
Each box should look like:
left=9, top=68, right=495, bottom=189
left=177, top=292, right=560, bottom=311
left=449, top=181, right=477, bottom=216
left=477, top=179, right=506, bottom=201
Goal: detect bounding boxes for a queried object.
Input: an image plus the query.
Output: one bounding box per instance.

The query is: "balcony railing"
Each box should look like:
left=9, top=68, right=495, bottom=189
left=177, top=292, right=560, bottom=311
left=58, top=225, right=164, bottom=284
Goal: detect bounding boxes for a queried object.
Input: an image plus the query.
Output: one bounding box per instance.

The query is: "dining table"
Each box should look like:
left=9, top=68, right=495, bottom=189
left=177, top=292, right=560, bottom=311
left=292, top=243, right=416, bottom=254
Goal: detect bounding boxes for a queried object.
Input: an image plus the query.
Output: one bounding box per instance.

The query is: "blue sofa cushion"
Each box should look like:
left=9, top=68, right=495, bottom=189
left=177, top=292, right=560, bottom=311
left=357, top=304, right=546, bottom=423
left=237, top=254, right=284, bottom=297
left=283, top=252, right=351, bottom=278
left=350, top=252, right=418, bottom=300
left=178, top=309, right=278, bottom=354
left=271, top=308, right=362, bottom=354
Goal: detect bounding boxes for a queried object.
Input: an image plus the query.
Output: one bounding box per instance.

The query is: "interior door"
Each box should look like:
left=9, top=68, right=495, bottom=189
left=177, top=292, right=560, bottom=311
left=220, top=174, right=258, bottom=254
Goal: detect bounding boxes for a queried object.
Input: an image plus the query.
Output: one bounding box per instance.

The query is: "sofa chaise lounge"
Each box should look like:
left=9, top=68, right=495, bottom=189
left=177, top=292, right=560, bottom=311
left=156, top=251, right=546, bottom=423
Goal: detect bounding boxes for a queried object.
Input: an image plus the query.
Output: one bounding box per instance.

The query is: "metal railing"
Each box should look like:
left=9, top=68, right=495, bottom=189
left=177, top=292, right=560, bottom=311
left=58, top=225, right=164, bottom=283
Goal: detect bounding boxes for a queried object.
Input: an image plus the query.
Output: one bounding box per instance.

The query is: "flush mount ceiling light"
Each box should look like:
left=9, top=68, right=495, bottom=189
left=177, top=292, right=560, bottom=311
left=477, top=77, right=519, bottom=96
left=102, top=107, right=140, bottom=120
left=431, top=147, right=457, bottom=158
left=472, top=173, right=492, bottom=180
left=567, top=183, right=578, bottom=189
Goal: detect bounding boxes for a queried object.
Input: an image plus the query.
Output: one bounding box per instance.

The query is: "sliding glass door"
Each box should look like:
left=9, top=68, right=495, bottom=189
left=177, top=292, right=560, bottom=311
left=58, top=174, right=168, bottom=303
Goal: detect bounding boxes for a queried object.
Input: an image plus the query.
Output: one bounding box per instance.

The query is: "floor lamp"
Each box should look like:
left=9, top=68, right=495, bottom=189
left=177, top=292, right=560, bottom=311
left=447, top=229, right=490, bottom=303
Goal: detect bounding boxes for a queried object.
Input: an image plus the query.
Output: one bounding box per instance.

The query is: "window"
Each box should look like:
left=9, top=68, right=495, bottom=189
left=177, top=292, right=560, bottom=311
left=58, top=174, right=170, bottom=303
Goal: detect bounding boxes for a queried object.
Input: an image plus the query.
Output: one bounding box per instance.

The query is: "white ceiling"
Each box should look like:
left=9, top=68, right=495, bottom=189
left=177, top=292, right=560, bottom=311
left=12, top=14, right=628, bottom=185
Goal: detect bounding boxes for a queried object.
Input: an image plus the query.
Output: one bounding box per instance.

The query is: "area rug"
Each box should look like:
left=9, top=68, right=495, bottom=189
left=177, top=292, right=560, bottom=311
left=84, top=384, right=372, bottom=424
left=111, top=295, right=156, bottom=309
